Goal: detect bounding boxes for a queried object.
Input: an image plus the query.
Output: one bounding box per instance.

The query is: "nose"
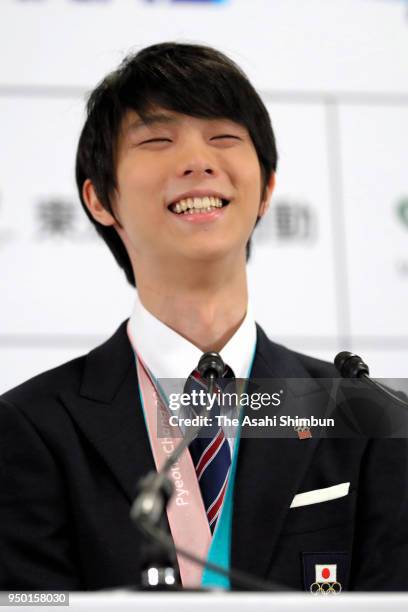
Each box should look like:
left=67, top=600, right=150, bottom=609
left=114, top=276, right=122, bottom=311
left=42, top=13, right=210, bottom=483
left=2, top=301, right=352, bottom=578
left=182, top=165, right=214, bottom=178
left=175, top=139, right=218, bottom=178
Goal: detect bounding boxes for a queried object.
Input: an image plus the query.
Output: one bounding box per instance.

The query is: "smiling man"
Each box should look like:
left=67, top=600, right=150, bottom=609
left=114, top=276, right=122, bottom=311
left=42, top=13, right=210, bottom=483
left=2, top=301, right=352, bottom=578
left=82, top=106, right=273, bottom=353
left=1, top=42, right=408, bottom=593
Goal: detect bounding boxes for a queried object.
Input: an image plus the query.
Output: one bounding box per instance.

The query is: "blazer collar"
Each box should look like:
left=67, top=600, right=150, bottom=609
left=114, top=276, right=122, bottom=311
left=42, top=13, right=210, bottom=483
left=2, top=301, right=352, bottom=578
left=61, top=320, right=154, bottom=504
left=79, top=320, right=133, bottom=403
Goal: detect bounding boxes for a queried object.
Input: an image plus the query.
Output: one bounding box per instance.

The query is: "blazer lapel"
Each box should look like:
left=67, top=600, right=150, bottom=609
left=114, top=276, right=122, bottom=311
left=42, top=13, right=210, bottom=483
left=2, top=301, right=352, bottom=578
left=60, top=320, right=154, bottom=504
left=231, top=324, right=322, bottom=583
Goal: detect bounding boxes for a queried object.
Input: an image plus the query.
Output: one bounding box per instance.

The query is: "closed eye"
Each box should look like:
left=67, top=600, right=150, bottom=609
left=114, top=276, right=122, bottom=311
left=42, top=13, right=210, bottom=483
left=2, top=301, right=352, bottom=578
left=138, top=135, right=241, bottom=146
left=139, top=138, right=172, bottom=144
left=212, top=134, right=241, bottom=140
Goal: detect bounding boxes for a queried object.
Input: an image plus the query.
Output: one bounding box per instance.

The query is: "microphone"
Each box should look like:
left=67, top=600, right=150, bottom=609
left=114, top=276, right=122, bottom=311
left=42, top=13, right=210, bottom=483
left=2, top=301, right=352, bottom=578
left=334, top=351, right=369, bottom=379
left=194, top=351, right=225, bottom=398
left=130, top=352, right=287, bottom=591
left=198, top=351, right=225, bottom=379
left=334, top=351, right=408, bottom=409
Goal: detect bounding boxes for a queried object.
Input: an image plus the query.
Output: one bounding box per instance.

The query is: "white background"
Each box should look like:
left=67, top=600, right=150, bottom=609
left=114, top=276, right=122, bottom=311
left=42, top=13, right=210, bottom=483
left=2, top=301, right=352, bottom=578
left=0, top=0, right=407, bottom=392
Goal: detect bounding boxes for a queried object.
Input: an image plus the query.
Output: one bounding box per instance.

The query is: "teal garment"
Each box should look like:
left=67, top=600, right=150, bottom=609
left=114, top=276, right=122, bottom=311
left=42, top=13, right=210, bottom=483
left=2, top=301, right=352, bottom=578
left=200, top=415, right=242, bottom=589
left=201, top=344, right=257, bottom=589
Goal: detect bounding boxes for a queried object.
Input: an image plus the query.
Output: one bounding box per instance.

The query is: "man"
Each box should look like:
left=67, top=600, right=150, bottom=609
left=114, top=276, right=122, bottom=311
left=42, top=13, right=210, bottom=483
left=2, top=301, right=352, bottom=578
left=1, top=42, right=407, bottom=592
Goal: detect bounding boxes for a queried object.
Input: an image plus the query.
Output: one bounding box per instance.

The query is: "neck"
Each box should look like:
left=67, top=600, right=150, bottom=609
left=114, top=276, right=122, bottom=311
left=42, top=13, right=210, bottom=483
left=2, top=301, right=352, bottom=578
left=134, top=253, right=248, bottom=353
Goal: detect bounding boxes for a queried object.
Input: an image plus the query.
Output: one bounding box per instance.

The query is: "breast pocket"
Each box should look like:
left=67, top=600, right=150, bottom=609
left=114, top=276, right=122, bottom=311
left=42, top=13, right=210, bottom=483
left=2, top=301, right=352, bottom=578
left=283, top=486, right=356, bottom=535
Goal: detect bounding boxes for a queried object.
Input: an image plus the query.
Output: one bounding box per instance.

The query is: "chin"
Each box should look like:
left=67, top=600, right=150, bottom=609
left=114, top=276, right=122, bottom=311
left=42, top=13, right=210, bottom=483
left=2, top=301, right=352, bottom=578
left=184, top=242, right=245, bottom=264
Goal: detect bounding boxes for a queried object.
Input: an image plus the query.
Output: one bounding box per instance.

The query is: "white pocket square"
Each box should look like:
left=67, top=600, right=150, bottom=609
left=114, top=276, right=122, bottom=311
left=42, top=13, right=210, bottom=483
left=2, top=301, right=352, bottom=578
left=290, top=482, right=350, bottom=508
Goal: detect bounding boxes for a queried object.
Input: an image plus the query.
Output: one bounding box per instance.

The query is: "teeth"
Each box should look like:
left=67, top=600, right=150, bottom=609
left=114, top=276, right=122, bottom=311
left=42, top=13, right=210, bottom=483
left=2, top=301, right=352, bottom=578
left=171, top=196, right=224, bottom=214
left=182, top=207, right=217, bottom=215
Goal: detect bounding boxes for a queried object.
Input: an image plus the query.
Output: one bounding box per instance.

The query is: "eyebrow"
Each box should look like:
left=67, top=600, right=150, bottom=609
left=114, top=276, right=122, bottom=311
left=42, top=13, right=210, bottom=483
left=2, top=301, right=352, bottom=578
left=124, top=113, right=248, bottom=142
left=126, top=113, right=180, bottom=134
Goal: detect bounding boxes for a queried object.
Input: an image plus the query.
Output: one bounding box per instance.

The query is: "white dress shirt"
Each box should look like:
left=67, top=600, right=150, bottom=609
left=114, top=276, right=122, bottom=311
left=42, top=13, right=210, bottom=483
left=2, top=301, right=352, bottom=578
left=128, top=291, right=257, bottom=454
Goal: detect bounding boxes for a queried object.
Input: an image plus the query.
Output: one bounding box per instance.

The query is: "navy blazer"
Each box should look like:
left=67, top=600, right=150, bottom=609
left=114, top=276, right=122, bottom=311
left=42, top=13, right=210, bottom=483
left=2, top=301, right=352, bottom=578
left=1, top=321, right=407, bottom=591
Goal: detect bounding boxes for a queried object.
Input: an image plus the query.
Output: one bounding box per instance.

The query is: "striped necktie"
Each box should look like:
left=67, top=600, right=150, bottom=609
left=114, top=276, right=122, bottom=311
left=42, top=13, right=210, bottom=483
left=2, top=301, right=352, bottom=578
left=185, top=365, right=234, bottom=534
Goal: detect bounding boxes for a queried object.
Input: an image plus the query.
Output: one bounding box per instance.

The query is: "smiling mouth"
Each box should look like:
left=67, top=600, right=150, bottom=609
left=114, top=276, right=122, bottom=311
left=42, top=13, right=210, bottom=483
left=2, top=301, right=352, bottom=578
left=168, top=196, right=230, bottom=215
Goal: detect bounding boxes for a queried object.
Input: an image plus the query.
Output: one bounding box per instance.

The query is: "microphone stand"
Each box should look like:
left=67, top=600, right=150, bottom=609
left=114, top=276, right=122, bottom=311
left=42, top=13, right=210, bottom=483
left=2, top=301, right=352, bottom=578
left=334, top=351, right=408, bottom=409
left=130, top=352, right=288, bottom=592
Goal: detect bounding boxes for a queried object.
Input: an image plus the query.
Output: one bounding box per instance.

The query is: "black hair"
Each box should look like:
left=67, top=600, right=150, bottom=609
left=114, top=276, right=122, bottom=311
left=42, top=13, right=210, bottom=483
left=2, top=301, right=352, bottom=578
left=75, top=42, right=278, bottom=287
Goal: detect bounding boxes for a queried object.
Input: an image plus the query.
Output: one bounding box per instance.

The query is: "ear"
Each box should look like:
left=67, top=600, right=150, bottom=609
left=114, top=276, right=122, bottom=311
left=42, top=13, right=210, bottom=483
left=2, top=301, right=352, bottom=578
left=258, top=172, right=276, bottom=219
left=82, top=179, right=116, bottom=227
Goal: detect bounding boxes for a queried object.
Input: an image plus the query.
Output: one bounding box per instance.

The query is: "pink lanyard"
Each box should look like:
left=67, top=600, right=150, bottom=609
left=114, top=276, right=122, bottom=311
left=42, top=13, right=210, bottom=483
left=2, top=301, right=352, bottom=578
left=127, top=321, right=211, bottom=587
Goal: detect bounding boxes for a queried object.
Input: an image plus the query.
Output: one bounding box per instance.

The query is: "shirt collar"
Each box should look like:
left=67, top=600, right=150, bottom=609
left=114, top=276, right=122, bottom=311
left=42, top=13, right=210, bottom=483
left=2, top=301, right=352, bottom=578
left=128, top=291, right=256, bottom=381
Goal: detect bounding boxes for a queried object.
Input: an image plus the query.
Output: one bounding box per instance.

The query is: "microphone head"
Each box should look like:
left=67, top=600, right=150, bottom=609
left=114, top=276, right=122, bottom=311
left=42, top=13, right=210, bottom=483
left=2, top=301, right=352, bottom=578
left=197, top=352, right=225, bottom=380
left=334, top=351, right=352, bottom=374
left=334, top=351, right=369, bottom=378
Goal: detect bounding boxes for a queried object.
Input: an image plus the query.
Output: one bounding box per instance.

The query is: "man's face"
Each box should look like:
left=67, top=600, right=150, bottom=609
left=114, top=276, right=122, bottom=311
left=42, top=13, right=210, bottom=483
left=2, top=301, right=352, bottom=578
left=93, top=108, right=273, bottom=270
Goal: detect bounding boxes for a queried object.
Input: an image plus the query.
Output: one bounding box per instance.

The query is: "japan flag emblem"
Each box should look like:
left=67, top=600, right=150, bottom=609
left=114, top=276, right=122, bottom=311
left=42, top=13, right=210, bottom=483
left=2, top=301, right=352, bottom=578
left=304, top=552, right=346, bottom=594
left=315, top=564, right=337, bottom=582
left=310, top=564, right=342, bottom=593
